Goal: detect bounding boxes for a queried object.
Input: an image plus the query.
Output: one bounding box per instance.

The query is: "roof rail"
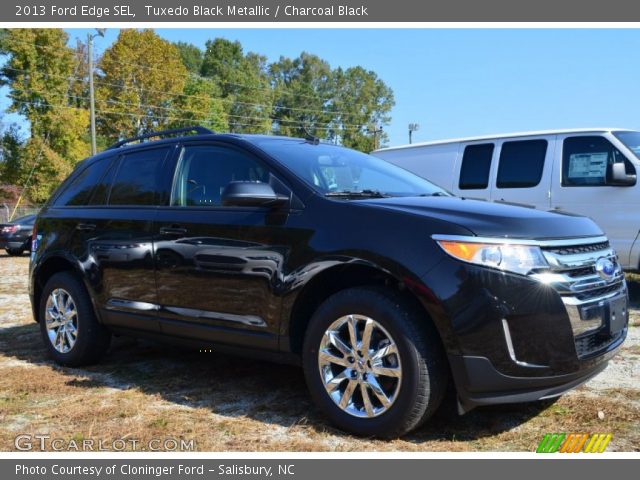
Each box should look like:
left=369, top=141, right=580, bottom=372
left=106, top=126, right=214, bottom=150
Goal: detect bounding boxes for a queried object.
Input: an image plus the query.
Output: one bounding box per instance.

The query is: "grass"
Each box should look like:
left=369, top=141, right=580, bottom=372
left=0, top=254, right=638, bottom=451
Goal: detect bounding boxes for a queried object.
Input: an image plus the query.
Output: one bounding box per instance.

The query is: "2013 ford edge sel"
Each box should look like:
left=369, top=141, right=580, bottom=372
left=29, top=127, right=628, bottom=438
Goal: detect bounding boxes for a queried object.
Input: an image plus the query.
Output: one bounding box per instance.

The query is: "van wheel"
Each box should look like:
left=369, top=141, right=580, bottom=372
left=39, top=272, right=111, bottom=367
left=302, top=287, right=447, bottom=438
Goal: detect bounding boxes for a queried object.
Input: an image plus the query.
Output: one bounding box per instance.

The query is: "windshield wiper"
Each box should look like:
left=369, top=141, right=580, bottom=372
left=324, top=189, right=390, bottom=199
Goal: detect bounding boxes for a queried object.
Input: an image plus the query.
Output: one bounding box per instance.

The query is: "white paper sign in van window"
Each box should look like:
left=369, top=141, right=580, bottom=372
left=568, top=152, right=608, bottom=179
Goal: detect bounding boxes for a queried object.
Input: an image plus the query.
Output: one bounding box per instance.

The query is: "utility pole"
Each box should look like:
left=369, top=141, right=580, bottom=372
left=368, top=125, right=383, bottom=150
left=409, top=123, right=420, bottom=144
left=88, top=29, right=105, bottom=156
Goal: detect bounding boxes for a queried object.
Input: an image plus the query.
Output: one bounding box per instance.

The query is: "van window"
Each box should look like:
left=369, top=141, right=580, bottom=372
left=53, top=156, right=114, bottom=206
left=563, top=136, right=635, bottom=187
left=459, top=144, right=494, bottom=190
left=172, top=145, right=269, bottom=207
left=496, top=140, right=547, bottom=189
left=109, top=147, right=171, bottom=206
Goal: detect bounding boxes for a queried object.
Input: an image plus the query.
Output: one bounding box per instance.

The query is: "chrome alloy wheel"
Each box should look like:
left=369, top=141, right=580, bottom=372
left=45, top=288, right=79, bottom=353
left=318, top=314, right=402, bottom=418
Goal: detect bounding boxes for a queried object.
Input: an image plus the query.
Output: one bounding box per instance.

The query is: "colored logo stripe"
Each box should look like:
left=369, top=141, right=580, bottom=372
left=537, top=433, right=612, bottom=453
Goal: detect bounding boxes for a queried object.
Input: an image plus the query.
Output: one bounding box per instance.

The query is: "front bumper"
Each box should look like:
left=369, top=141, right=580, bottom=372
left=419, top=246, right=628, bottom=409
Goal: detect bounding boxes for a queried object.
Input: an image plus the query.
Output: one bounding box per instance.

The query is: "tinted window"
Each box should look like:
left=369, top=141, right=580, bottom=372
left=53, top=157, right=114, bottom=206
left=459, top=143, right=494, bottom=190
left=109, top=148, right=170, bottom=206
left=563, top=136, right=635, bottom=186
left=172, top=145, right=269, bottom=207
left=496, top=140, right=547, bottom=189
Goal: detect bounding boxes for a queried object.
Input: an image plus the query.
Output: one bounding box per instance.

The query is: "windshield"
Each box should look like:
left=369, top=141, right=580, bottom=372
left=613, top=131, right=640, bottom=159
left=254, top=139, right=449, bottom=197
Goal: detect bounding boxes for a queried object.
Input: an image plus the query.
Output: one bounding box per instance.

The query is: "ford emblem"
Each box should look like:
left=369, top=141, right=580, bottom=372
left=595, top=257, right=616, bottom=282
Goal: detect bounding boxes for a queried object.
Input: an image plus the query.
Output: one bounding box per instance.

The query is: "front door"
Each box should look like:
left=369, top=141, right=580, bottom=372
left=153, top=143, right=295, bottom=350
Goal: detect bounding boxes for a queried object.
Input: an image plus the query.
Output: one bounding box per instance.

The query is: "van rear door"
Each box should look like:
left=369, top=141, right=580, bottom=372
left=452, top=141, right=496, bottom=200
left=489, top=135, right=555, bottom=210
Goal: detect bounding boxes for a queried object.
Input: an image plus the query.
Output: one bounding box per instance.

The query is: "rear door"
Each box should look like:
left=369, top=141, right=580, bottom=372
left=489, top=136, right=554, bottom=210
left=68, top=146, right=175, bottom=332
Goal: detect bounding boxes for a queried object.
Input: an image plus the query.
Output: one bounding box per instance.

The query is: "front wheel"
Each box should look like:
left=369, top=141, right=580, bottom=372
left=302, top=287, right=447, bottom=438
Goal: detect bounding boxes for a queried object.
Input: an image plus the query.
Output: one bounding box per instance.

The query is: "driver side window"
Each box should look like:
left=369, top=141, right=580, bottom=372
left=171, top=145, right=269, bottom=207
left=562, top=136, right=635, bottom=187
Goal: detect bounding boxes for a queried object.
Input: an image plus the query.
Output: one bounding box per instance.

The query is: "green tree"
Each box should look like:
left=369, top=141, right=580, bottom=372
left=0, top=29, right=89, bottom=201
left=201, top=38, right=272, bottom=133
left=96, top=29, right=189, bottom=139
left=167, top=76, right=227, bottom=132
left=270, top=52, right=335, bottom=139
left=333, top=66, right=395, bottom=151
left=174, top=41, right=203, bottom=74
left=0, top=124, right=24, bottom=185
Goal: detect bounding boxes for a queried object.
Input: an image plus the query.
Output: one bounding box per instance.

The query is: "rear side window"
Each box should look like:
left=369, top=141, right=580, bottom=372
left=563, top=136, right=634, bottom=186
left=459, top=143, right=494, bottom=190
left=109, top=148, right=171, bottom=206
left=53, top=157, right=114, bottom=206
left=496, top=140, right=547, bottom=189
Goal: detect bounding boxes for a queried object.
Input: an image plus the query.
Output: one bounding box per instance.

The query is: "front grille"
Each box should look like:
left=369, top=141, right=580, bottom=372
left=543, top=241, right=610, bottom=256
left=530, top=237, right=627, bottom=357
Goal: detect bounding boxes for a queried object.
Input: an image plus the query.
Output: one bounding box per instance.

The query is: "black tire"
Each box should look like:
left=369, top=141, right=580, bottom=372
left=6, top=247, right=23, bottom=256
left=302, top=286, right=448, bottom=438
left=38, top=271, right=111, bottom=367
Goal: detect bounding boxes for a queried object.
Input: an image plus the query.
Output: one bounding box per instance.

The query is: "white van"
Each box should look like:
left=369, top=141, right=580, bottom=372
left=372, top=128, right=640, bottom=270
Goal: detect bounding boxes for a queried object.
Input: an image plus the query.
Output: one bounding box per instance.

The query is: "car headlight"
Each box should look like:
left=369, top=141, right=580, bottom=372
left=435, top=238, right=548, bottom=275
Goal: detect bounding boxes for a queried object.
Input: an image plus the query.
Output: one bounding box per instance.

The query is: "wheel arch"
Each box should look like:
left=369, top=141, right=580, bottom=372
left=285, top=261, right=446, bottom=357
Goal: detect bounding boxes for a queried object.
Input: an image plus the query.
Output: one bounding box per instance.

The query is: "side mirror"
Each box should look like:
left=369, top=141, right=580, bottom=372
left=221, top=181, right=289, bottom=208
left=607, top=163, right=637, bottom=186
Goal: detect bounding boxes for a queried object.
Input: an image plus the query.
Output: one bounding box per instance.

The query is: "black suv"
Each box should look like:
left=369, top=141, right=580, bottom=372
left=29, top=127, right=628, bottom=437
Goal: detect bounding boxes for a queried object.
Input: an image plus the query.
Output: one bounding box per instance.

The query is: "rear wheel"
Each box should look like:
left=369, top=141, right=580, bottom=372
left=39, top=272, right=111, bottom=366
left=5, top=248, right=23, bottom=256
left=302, top=287, right=447, bottom=438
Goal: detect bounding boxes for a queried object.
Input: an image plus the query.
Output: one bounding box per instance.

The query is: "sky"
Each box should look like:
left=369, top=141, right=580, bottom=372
left=4, top=28, right=640, bottom=147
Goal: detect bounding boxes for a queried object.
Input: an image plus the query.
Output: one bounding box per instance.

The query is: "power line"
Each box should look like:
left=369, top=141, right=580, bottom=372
left=2, top=38, right=345, bottom=105
left=1, top=65, right=358, bottom=117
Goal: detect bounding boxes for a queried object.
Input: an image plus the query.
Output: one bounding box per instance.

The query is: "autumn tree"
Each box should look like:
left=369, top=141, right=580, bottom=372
left=96, top=29, right=190, bottom=140
left=167, top=76, right=227, bottom=132
left=201, top=39, right=272, bottom=133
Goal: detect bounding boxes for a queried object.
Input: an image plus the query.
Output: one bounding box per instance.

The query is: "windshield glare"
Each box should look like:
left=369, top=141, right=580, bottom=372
left=614, top=131, right=640, bottom=159
left=255, top=140, right=448, bottom=197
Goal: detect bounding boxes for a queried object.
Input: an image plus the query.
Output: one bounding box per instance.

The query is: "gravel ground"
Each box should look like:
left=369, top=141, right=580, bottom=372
left=0, top=253, right=638, bottom=451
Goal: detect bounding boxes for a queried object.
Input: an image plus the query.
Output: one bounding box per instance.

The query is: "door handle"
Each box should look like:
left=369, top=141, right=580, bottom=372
left=159, top=226, right=187, bottom=236
left=76, top=223, right=96, bottom=231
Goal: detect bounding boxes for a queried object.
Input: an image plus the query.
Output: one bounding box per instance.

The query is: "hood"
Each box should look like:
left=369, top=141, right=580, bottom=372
left=358, top=196, right=603, bottom=240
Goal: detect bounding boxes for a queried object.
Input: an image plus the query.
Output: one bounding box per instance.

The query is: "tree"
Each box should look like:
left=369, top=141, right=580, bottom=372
left=0, top=29, right=90, bottom=201
left=174, top=41, right=203, bottom=74
left=201, top=38, right=272, bottom=133
left=270, top=52, right=335, bottom=139
left=333, top=66, right=395, bottom=151
left=96, top=29, right=189, bottom=140
left=167, top=76, right=227, bottom=132
left=0, top=124, right=24, bottom=185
